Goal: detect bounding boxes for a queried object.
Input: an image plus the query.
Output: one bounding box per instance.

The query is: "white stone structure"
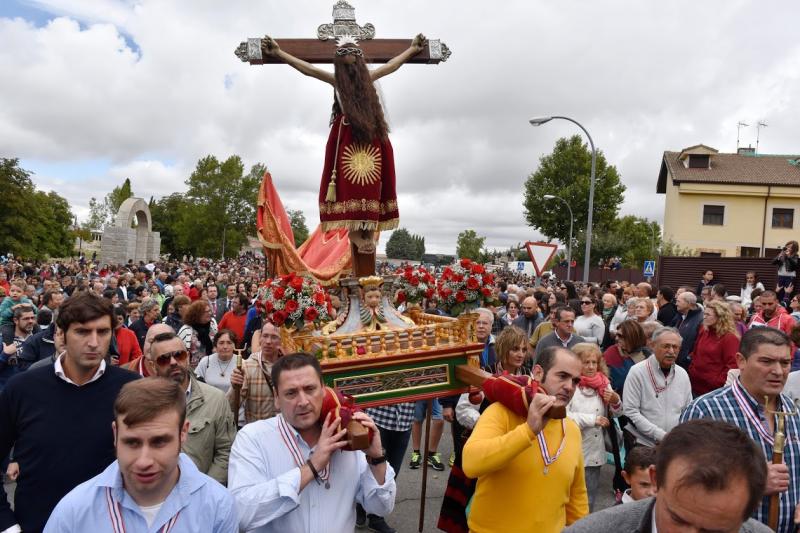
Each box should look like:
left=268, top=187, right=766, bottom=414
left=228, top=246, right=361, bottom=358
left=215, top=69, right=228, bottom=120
left=101, top=198, right=161, bottom=264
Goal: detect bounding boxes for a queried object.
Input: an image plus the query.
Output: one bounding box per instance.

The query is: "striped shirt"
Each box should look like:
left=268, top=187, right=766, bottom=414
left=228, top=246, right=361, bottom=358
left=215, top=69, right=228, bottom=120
left=680, top=379, right=800, bottom=533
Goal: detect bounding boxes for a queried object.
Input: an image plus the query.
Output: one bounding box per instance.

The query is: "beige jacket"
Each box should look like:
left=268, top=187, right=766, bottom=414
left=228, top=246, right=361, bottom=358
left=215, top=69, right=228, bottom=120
left=183, top=373, right=237, bottom=485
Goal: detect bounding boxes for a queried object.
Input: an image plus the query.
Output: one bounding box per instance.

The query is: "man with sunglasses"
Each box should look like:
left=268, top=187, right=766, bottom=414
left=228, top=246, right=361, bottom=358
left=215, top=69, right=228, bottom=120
left=0, top=292, right=140, bottom=533
left=147, top=331, right=236, bottom=485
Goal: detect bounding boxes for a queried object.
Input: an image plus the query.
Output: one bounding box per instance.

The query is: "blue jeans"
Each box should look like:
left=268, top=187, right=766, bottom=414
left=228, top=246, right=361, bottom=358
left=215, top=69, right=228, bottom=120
left=413, top=398, right=442, bottom=421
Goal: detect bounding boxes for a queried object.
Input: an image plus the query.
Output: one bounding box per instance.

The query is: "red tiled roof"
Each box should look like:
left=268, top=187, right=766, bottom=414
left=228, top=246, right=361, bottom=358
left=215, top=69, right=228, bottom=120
left=657, top=151, right=800, bottom=193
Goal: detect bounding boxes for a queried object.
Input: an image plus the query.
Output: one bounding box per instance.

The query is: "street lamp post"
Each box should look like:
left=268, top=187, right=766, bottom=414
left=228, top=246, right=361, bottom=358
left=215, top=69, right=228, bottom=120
left=530, top=116, right=596, bottom=284
left=543, top=194, right=573, bottom=281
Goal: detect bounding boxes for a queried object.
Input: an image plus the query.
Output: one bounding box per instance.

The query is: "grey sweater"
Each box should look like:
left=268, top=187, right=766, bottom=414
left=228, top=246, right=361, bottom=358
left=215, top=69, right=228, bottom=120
left=564, top=497, right=772, bottom=533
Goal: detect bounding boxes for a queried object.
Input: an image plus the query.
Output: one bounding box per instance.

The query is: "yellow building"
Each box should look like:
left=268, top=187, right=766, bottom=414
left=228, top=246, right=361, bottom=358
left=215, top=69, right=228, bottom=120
left=657, top=144, right=800, bottom=257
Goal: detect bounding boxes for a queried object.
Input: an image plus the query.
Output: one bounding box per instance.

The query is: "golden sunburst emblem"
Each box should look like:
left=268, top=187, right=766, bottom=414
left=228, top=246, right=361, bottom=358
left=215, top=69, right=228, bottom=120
left=342, top=144, right=382, bottom=186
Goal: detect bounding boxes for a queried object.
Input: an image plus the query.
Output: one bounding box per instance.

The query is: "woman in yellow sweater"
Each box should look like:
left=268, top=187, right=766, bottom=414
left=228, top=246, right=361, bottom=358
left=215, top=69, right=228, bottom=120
left=463, top=346, right=589, bottom=532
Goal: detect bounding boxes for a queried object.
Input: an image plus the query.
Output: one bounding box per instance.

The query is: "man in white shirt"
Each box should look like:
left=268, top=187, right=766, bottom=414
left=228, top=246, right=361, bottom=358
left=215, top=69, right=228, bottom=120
left=623, top=327, right=692, bottom=447
left=228, top=353, right=396, bottom=532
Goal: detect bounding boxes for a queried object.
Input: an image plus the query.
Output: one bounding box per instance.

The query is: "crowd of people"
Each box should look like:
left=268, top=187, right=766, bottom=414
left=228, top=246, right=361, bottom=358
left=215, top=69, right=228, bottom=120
left=0, top=252, right=799, bottom=532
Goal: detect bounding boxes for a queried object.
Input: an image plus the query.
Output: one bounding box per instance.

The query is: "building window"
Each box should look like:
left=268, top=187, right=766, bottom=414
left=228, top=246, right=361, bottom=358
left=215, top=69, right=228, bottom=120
left=688, top=154, right=710, bottom=168
left=740, top=246, right=760, bottom=258
left=772, top=208, right=794, bottom=229
left=699, top=251, right=722, bottom=258
left=702, top=205, right=725, bottom=226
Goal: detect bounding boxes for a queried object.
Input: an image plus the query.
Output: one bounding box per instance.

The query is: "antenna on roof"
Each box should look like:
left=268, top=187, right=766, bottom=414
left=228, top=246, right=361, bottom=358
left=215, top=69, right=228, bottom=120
left=736, top=121, right=749, bottom=150
left=756, top=121, right=768, bottom=154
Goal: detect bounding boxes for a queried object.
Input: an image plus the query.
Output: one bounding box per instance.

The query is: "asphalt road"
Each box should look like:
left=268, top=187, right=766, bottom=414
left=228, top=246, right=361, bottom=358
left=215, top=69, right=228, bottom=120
left=4, top=429, right=616, bottom=533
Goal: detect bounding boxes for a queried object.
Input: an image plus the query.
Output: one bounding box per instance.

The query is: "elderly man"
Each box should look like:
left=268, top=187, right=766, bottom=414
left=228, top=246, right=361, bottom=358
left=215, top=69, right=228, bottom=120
left=229, top=353, right=396, bottom=532
left=229, top=321, right=284, bottom=424
left=43, top=378, right=237, bottom=532
left=148, top=331, right=236, bottom=485
left=565, top=420, right=771, bottom=533
left=623, top=327, right=692, bottom=447
left=0, top=292, right=139, bottom=532
left=681, top=328, right=800, bottom=533
left=534, top=306, right=585, bottom=362
left=463, top=347, right=588, bottom=532
left=671, top=291, right=703, bottom=369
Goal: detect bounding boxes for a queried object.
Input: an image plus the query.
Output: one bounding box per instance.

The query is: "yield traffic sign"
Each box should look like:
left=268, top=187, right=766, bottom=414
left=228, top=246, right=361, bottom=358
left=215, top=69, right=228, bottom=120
left=525, top=241, right=558, bottom=277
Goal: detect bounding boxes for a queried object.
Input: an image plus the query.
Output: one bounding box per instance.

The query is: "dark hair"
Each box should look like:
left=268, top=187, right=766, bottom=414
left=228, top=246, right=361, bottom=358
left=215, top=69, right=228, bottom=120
left=13, top=304, right=35, bottom=320
left=554, top=305, right=575, bottom=322
left=760, top=290, right=777, bottom=301
left=41, top=289, right=62, bottom=307
left=236, top=293, right=250, bottom=308
left=333, top=53, right=389, bottom=144
left=624, top=445, right=657, bottom=474
left=712, top=284, right=726, bottom=297
left=114, top=378, right=186, bottom=429
left=271, top=352, right=323, bottom=391
left=655, top=420, right=766, bottom=520
left=563, top=281, right=578, bottom=300
left=739, top=327, right=791, bottom=360
left=36, top=308, right=52, bottom=327
left=56, top=291, right=114, bottom=333
left=214, top=328, right=238, bottom=347
left=703, top=269, right=714, bottom=277
left=172, top=295, right=191, bottom=310
left=151, top=331, right=179, bottom=348
left=536, top=346, right=578, bottom=379
left=617, top=320, right=648, bottom=352
left=102, top=289, right=117, bottom=301
left=658, top=286, right=674, bottom=302
left=114, top=306, right=127, bottom=320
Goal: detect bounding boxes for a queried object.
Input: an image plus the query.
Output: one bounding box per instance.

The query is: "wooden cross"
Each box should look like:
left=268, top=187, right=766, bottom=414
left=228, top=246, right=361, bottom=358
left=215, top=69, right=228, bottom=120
left=235, top=0, right=451, bottom=65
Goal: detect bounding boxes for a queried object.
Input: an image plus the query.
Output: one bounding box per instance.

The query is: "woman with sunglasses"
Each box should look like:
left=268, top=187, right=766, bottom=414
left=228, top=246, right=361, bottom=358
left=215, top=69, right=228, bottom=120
left=574, top=296, right=605, bottom=345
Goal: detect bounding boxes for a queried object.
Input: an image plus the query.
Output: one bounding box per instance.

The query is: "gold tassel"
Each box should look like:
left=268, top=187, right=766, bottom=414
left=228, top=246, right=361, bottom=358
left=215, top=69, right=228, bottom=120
left=326, top=170, right=337, bottom=202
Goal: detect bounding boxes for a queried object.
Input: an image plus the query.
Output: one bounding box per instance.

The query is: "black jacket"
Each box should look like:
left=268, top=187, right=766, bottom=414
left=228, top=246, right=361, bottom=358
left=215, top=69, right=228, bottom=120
left=672, top=306, right=703, bottom=368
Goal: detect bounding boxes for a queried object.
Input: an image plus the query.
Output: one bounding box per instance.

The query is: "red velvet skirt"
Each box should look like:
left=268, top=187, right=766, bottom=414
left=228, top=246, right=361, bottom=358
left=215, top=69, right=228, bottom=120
left=318, top=114, right=399, bottom=232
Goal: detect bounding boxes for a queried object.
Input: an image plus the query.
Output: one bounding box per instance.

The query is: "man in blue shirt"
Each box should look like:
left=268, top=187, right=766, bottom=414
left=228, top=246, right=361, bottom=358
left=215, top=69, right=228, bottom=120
left=44, top=377, right=236, bottom=532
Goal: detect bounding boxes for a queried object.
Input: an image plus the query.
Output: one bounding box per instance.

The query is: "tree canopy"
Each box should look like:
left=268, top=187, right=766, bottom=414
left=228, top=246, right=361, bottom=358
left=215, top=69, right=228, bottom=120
left=0, top=158, right=74, bottom=259
left=287, top=209, right=309, bottom=247
left=386, top=228, right=425, bottom=260
left=456, top=229, right=486, bottom=261
left=523, top=135, right=626, bottom=246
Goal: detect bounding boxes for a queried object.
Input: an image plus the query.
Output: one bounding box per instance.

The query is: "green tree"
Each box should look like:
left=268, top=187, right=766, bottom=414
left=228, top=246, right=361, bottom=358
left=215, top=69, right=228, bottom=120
left=523, top=135, right=626, bottom=246
left=151, top=192, right=191, bottom=258
left=456, top=229, right=486, bottom=261
left=175, top=156, right=261, bottom=258
left=660, top=238, right=695, bottom=257
left=287, top=209, right=309, bottom=246
left=105, top=177, right=134, bottom=225
left=571, top=216, right=662, bottom=268
left=0, top=158, right=74, bottom=259
left=82, top=196, right=109, bottom=231
left=386, top=228, right=425, bottom=260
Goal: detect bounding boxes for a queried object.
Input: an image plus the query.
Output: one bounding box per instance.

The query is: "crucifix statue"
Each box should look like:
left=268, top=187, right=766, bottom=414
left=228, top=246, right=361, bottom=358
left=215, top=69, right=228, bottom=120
left=235, top=1, right=450, bottom=278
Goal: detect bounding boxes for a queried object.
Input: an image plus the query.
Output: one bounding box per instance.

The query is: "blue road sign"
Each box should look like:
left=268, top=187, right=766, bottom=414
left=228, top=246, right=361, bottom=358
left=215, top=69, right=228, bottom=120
left=517, top=261, right=525, bottom=272
left=643, top=260, right=656, bottom=277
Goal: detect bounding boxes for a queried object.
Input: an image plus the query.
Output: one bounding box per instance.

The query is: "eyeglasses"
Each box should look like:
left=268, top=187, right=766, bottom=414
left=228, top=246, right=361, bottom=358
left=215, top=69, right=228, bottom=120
left=153, top=350, right=189, bottom=367
left=581, top=301, right=593, bottom=305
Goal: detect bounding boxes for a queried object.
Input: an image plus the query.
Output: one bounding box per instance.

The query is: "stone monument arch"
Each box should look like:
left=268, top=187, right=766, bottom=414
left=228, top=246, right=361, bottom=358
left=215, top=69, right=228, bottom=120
left=100, top=197, right=161, bottom=264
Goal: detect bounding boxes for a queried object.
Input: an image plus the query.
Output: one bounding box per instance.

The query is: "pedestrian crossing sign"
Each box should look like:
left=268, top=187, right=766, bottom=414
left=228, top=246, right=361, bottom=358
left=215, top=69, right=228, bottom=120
left=643, top=260, right=656, bottom=277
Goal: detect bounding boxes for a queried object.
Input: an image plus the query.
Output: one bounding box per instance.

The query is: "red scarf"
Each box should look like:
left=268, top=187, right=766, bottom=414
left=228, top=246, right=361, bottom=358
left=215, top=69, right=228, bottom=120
left=579, top=373, right=611, bottom=403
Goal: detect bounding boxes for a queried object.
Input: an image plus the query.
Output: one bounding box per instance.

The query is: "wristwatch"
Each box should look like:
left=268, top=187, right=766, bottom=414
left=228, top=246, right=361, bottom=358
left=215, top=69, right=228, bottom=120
left=367, top=453, right=387, bottom=466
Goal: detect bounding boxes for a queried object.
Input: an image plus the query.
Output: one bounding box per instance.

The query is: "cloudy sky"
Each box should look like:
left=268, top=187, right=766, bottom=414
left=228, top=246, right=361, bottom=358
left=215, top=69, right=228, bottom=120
left=2, top=0, right=800, bottom=255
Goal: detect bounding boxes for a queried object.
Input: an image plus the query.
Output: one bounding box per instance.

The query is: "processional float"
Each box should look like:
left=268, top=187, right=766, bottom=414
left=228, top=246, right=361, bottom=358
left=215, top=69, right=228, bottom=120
left=238, top=3, right=564, bottom=530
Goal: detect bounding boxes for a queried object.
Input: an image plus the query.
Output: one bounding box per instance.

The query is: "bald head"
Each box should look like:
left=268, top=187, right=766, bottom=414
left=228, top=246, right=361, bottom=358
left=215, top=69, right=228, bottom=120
left=521, top=297, right=538, bottom=318
left=144, top=323, right=176, bottom=357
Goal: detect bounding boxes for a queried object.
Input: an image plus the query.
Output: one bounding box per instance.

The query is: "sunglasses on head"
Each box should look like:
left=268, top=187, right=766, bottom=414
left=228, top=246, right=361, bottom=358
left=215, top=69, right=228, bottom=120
left=153, top=349, right=189, bottom=367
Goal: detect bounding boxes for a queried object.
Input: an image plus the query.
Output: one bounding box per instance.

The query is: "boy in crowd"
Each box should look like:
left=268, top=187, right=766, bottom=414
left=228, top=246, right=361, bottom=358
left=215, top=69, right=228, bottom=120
left=619, top=446, right=657, bottom=504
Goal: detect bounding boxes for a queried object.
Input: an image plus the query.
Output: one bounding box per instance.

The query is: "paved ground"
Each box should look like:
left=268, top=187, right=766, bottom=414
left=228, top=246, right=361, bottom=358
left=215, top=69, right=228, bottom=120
left=4, top=429, right=616, bottom=533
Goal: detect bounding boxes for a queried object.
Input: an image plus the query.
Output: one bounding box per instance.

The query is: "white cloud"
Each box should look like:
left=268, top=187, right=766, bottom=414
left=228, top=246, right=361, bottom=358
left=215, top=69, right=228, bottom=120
left=3, top=0, right=800, bottom=255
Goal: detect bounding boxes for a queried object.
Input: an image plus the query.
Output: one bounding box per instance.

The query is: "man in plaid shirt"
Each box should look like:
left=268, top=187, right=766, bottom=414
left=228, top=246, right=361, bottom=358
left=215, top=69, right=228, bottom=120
left=356, top=401, right=415, bottom=533
left=681, top=327, right=800, bottom=533
left=229, top=322, right=284, bottom=424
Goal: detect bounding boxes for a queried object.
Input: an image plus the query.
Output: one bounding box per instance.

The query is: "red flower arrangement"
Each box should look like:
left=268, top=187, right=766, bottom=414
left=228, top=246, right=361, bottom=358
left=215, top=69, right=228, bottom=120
left=255, top=273, right=334, bottom=330
left=393, top=265, right=436, bottom=305
left=436, top=258, right=496, bottom=315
